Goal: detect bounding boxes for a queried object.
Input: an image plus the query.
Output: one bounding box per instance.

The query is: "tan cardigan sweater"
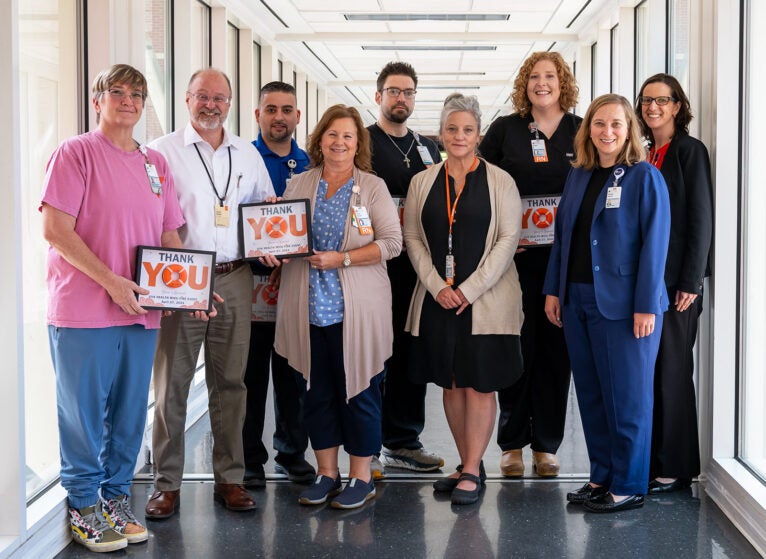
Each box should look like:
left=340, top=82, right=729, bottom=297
left=274, top=166, right=402, bottom=400
left=404, top=159, right=524, bottom=336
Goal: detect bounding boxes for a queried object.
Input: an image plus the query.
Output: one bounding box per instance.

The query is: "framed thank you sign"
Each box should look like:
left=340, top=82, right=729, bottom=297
left=519, top=194, right=561, bottom=247
left=240, top=199, right=313, bottom=259
left=135, top=246, right=216, bottom=312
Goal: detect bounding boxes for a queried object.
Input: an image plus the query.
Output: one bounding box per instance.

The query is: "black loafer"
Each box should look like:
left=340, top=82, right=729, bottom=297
left=583, top=493, right=644, bottom=513
left=451, top=472, right=482, bottom=506
left=566, top=482, right=608, bottom=504
left=648, top=478, right=691, bottom=494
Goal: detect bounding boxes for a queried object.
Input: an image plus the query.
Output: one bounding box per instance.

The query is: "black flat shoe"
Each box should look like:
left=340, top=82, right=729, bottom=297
left=451, top=473, right=482, bottom=506
left=648, top=478, right=691, bottom=494
left=566, top=482, right=608, bottom=504
left=433, top=465, right=463, bottom=492
left=434, top=462, right=487, bottom=493
left=583, top=493, right=644, bottom=513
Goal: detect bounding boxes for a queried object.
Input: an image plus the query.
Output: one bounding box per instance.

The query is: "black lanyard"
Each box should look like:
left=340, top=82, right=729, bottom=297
left=194, top=143, right=232, bottom=206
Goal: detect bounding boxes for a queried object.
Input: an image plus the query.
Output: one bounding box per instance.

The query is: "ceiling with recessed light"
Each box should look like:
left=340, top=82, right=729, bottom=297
left=234, top=0, right=614, bottom=135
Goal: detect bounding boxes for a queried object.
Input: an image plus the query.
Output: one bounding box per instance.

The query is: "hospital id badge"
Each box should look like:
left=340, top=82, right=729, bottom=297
left=606, top=186, right=622, bottom=209
left=214, top=204, right=231, bottom=227
left=531, top=139, right=549, bottom=163
left=417, top=145, right=434, bottom=167
left=145, top=163, right=162, bottom=195
left=352, top=206, right=373, bottom=235
left=445, top=254, right=455, bottom=286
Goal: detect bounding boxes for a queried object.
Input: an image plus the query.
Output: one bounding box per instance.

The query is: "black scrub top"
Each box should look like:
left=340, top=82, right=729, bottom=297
left=479, top=112, right=581, bottom=197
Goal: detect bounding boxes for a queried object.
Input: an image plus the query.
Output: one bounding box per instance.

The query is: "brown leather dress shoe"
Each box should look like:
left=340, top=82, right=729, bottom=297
left=145, top=489, right=180, bottom=520
left=500, top=449, right=524, bottom=478
left=532, top=451, right=560, bottom=477
left=213, top=484, right=256, bottom=511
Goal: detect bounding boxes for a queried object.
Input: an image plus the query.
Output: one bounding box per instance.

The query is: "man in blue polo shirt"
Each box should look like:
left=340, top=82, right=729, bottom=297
left=242, top=81, right=313, bottom=486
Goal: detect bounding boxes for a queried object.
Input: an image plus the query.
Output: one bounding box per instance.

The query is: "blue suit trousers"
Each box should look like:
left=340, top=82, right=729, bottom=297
left=562, top=283, right=662, bottom=495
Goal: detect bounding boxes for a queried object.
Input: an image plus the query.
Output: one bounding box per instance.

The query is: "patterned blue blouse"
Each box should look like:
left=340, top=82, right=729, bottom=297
left=309, top=177, right=354, bottom=326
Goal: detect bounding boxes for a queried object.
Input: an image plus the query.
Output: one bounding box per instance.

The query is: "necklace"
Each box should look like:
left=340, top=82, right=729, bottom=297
left=376, top=122, right=415, bottom=168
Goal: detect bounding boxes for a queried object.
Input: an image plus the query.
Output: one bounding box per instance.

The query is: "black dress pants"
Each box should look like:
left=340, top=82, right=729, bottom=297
left=382, top=255, right=426, bottom=450
left=243, top=321, right=308, bottom=468
left=650, top=289, right=702, bottom=479
left=497, top=249, right=571, bottom=453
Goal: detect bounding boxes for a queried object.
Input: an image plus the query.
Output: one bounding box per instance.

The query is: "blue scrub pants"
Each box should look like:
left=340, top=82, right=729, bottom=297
left=304, top=323, right=383, bottom=456
left=48, top=325, right=157, bottom=509
left=562, top=283, right=662, bottom=495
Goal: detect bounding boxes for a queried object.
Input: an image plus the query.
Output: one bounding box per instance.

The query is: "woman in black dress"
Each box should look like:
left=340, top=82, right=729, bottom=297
left=479, top=51, right=581, bottom=478
left=404, top=93, right=523, bottom=505
left=635, top=74, right=713, bottom=493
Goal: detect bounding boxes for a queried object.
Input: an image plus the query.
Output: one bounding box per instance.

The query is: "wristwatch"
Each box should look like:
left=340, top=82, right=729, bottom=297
left=343, top=252, right=351, bottom=267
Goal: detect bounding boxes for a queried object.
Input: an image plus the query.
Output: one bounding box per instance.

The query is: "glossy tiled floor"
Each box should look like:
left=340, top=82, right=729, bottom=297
left=56, top=385, right=760, bottom=558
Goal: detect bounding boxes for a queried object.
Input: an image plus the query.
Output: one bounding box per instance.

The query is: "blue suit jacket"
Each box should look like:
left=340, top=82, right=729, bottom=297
left=543, top=161, right=671, bottom=320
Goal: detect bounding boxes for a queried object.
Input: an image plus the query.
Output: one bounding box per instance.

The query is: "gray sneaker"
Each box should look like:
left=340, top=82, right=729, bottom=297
left=101, top=494, right=148, bottom=543
left=370, top=455, right=386, bottom=480
left=381, top=447, right=445, bottom=472
left=69, top=502, right=127, bottom=553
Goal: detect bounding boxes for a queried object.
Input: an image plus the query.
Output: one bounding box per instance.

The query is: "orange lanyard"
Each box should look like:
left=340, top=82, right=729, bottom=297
left=445, top=157, right=478, bottom=254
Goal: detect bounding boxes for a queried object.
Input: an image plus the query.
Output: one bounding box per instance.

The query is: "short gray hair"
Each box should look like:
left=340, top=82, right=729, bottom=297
left=440, top=93, right=482, bottom=133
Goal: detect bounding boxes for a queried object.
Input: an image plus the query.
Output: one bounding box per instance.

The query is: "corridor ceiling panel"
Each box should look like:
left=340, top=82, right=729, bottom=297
left=244, top=0, right=612, bottom=134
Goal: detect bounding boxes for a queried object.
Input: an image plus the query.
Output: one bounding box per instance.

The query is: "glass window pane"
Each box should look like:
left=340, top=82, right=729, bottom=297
left=668, top=0, right=690, bottom=92
left=227, top=22, right=239, bottom=135
left=191, top=1, right=210, bottom=71
left=741, top=0, right=766, bottom=483
left=20, top=0, right=80, bottom=499
left=634, top=1, right=649, bottom=95
left=144, top=0, right=172, bottom=142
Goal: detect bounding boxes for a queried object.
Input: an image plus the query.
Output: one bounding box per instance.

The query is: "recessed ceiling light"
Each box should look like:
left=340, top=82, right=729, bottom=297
left=362, top=46, right=497, bottom=51
left=345, top=14, right=509, bottom=22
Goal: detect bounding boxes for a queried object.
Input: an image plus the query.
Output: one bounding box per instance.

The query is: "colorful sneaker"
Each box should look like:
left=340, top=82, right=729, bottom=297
left=330, top=478, right=376, bottom=510
left=298, top=473, right=342, bottom=505
left=101, top=494, right=149, bottom=543
left=370, top=455, right=386, bottom=480
left=69, top=502, right=127, bottom=553
left=381, top=447, right=445, bottom=472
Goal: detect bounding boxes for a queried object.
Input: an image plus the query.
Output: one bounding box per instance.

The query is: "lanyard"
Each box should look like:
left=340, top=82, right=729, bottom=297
left=194, top=143, right=232, bottom=206
left=444, top=157, right=478, bottom=254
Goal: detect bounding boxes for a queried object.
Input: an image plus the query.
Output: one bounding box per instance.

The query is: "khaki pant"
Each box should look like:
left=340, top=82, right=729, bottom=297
left=151, top=264, right=252, bottom=489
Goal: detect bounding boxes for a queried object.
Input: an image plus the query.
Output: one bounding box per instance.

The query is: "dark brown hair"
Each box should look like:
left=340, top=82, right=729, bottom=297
left=635, top=73, right=692, bottom=138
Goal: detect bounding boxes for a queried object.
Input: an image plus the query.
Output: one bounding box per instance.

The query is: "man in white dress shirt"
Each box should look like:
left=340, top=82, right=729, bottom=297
left=145, top=68, right=274, bottom=517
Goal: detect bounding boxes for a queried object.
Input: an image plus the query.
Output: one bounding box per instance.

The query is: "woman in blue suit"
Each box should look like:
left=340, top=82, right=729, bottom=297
left=543, top=94, right=670, bottom=513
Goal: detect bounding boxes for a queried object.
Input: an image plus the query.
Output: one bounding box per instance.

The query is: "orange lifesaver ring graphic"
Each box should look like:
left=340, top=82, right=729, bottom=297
left=531, top=207, right=553, bottom=229
left=162, top=264, right=187, bottom=288
left=262, top=284, right=279, bottom=305
left=265, top=216, right=287, bottom=238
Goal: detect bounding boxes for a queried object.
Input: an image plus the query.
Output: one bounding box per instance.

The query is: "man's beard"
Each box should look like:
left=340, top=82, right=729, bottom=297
left=383, top=104, right=411, bottom=124
left=194, top=110, right=225, bottom=130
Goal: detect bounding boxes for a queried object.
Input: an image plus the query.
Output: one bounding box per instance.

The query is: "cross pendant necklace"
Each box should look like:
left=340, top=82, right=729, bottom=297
left=377, top=122, right=415, bottom=168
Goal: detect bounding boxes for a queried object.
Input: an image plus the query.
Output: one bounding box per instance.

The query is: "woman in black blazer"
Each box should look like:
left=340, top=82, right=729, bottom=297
left=635, top=73, right=713, bottom=493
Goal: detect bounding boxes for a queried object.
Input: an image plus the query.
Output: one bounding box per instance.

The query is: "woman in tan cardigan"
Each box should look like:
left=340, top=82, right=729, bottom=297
left=404, top=94, right=524, bottom=505
left=267, top=105, right=401, bottom=510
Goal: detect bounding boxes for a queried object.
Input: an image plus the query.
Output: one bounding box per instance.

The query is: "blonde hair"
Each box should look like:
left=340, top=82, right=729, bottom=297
left=511, top=52, right=578, bottom=116
left=573, top=94, right=646, bottom=170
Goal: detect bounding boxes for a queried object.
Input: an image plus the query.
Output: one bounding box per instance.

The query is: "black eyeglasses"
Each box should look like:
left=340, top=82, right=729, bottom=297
left=381, top=87, right=417, bottom=99
left=637, top=95, right=677, bottom=106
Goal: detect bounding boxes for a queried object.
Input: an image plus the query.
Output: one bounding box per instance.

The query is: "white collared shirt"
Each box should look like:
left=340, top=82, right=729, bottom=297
left=150, top=122, right=275, bottom=262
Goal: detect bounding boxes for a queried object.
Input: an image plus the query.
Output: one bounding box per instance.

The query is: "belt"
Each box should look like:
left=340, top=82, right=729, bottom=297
left=214, top=259, right=244, bottom=274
